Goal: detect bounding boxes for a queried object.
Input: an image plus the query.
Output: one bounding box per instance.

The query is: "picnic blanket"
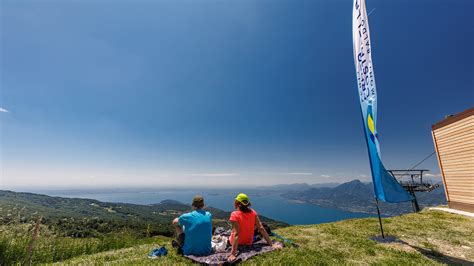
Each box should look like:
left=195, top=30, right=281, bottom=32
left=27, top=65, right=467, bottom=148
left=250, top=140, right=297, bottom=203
left=185, top=239, right=283, bottom=265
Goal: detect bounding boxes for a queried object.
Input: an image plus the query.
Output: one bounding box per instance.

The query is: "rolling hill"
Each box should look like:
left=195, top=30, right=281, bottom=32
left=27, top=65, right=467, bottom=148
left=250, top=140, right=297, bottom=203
left=0, top=190, right=286, bottom=237
left=0, top=190, right=286, bottom=264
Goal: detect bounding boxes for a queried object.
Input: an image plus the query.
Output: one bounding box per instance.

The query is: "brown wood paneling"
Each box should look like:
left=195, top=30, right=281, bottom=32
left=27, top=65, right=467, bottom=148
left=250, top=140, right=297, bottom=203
left=431, top=107, right=473, bottom=208
left=445, top=179, right=474, bottom=185
left=437, top=146, right=474, bottom=155
left=446, top=189, right=473, bottom=196
left=436, top=142, right=474, bottom=151
left=445, top=189, right=474, bottom=195
left=443, top=165, right=474, bottom=169
left=436, top=131, right=473, bottom=140
left=448, top=201, right=474, bottom=212
left=432, top=130, right=450, bottom=202
left=436, top=140, right=474, bottom=150
left=444, top=178, right=474, bottom=183
left=440, top=159, right=473, bottom=167
left=437, top=141, right=474, bottom=150
left=436, top=133, right=473, bottom=146
left=435, top=118, right=473, bottom=135
left=436, top=141, right=474, bottom=152
left=446, top=190, right=473, bottom=196
left=441, top=162, right=474, bottom=168
left=435, top=130, right=472, bottom=144
left=448, top=192, right=473, bottom=199
left=435, top=121, right=472, bottom=138
left=443, top=170, right=473, bottom=175
left=449, top=197, right=473, bottom=205
left=432, top=107, right=474, bottom=130
left=444, top=177, right=474, bottom=181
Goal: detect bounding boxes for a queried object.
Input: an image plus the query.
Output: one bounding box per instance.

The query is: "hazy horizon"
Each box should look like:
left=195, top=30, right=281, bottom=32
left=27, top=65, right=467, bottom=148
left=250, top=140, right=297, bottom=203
left=4, top=176, right=444, bottom=193
left=2, top=178, right=348, bottom=191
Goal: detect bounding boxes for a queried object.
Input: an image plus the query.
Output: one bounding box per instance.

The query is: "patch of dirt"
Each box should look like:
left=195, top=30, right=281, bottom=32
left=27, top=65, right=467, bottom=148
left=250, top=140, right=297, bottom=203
left=423, top=237, right=472, bottom=261
left=373, top=235, right=473, bottom=265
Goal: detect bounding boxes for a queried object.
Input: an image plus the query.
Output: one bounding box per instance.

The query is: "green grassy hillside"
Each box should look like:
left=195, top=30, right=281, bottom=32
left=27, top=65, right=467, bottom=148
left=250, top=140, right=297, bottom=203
left=0, top=190, right=286, bottom=264
left=52, top=209, right=473, bottom=265
left=0, top=190, right=286, bottom=237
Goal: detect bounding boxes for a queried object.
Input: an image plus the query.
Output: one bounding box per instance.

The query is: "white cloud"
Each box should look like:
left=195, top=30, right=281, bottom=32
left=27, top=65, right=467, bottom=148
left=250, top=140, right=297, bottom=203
left=320, top=174, right=331, bottom=178
left=425, top=173, right=442, bottom=178
left=287, top=172, right=313, bottom=176
left=0, top=107, right=9, bottom=113
left=190, top=173, right=240, bottom=177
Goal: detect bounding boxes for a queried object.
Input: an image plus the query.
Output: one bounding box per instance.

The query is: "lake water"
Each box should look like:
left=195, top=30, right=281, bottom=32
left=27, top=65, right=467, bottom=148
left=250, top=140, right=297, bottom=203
left=40, top=189, right=375, bottom=225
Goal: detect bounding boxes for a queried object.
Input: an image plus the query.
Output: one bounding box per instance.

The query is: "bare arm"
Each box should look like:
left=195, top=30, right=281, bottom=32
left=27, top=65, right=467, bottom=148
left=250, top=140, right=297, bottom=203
left=172, top=217, right=183, bottom=235
left=228, top=221, right=240, bottom=261
left=172, top=217, right=180, bottom=227
left=255, top=216, right=272, bottom=245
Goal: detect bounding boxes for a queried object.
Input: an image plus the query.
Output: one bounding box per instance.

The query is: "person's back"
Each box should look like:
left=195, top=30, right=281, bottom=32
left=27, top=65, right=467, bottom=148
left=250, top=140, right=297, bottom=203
left=179, top=209, right=212, bottom=256
left=227, top=193, right=277, bottom=263
left=172, top=195, right=212, bottom=256
left=229, top=208, right=257, bottom=245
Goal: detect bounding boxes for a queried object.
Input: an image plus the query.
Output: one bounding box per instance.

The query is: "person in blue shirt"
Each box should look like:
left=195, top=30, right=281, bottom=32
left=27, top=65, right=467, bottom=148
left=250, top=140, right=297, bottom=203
left=172, top=195, right=212, bottom=256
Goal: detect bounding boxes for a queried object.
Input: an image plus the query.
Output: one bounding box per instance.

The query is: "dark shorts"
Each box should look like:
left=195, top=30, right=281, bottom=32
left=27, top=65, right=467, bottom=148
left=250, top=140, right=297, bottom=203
left=177, top=232, right=185, bottom=247
left=172, top=232, right=186, bottom=254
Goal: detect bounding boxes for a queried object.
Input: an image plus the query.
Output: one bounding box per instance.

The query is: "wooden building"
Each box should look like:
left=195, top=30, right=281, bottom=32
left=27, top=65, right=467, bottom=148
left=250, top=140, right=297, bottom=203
left=432, top=107, right=474, bottom=212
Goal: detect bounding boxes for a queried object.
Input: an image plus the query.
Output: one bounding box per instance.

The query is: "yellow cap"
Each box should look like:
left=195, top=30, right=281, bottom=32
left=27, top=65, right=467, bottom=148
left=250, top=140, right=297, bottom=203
left=235, top=193, right=250, bottom=206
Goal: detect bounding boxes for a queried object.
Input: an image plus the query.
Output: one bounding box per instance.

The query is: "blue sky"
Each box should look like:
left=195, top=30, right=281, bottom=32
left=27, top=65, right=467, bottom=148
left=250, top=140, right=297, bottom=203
left=1, top=0, right=473, bottom=188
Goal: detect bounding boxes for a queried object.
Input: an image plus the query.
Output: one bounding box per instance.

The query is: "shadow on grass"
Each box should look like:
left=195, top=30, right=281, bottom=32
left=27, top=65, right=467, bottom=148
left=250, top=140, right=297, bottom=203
left=409, top=245, right=472, bottom=266
left=370, top=235, right=472, bottom=266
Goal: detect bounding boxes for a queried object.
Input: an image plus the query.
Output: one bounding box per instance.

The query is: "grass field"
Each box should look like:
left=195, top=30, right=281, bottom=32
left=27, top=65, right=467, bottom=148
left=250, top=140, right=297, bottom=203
left=42, top=209, right=473, bottom=265
left=0, top=223, right=158, bottom=265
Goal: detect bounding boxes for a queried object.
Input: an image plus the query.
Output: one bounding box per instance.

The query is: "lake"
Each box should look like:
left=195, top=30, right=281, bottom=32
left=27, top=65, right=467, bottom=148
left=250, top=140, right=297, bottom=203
left=39, top=188, right=375, bottom=225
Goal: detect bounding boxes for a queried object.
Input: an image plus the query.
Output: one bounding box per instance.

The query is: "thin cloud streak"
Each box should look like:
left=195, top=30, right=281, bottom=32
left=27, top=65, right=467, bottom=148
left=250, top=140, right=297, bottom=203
left=190, top=173, right=240, bottom=177
left=425, top=173, right=442, bottom=178
left=0, top=107, right=9, bottom=113
left=287, top=172, right=313, bottom=176
left=320, top=174, right=331, bottom=178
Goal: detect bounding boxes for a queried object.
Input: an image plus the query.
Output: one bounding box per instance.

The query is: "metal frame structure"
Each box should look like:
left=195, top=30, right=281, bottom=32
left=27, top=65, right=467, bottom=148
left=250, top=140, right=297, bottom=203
left=388, top=169, right=440, bottom=212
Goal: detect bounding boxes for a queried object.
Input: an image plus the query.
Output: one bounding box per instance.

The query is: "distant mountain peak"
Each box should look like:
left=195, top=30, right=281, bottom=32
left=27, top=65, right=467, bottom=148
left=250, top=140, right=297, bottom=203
left=346, top=179, right=362, bottom=184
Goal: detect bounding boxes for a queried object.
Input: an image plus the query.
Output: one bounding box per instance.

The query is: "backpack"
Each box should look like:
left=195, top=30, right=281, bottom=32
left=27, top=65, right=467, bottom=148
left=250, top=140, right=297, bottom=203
left=253, top=222, right=272, bottom=241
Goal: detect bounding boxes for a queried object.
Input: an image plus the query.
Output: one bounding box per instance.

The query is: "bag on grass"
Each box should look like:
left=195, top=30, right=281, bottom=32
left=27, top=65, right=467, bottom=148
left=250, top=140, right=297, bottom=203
left=148, top=246, right=168, bottom=259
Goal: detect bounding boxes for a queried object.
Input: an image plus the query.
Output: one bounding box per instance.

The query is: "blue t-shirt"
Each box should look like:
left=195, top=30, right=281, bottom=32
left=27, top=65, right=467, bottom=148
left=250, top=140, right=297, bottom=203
left=178, top=210, right=212, bottom=256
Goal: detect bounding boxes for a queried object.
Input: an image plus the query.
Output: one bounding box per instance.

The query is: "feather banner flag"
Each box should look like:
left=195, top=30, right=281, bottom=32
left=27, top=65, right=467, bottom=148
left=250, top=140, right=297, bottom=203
left=352, top=0, right=413, bottom=203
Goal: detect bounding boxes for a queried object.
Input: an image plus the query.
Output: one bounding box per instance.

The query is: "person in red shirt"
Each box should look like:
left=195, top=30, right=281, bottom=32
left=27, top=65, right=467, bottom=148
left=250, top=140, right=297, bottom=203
left=228, top=193, right=279, bottom=262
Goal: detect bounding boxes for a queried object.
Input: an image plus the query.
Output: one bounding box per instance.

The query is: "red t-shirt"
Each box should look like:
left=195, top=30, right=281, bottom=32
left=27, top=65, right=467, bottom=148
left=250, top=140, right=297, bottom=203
left=229, top=209, right=257, bottom=246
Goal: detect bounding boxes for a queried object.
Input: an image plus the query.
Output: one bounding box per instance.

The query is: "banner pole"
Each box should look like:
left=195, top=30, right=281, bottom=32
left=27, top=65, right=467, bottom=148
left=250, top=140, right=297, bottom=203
left=374, top=198, right=385, bottom=238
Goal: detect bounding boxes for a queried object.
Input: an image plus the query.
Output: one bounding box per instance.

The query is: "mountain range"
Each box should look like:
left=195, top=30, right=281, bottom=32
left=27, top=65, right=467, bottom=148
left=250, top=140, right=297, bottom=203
left=281, top=179, right=447, bottom=216
left=256, top=182, right=340, bottom=191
